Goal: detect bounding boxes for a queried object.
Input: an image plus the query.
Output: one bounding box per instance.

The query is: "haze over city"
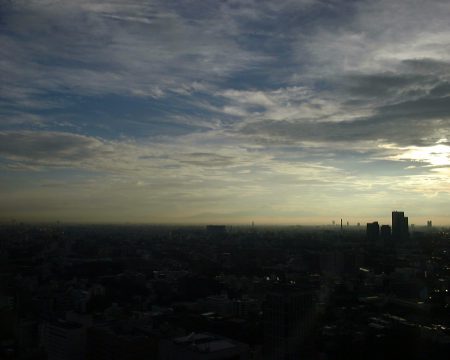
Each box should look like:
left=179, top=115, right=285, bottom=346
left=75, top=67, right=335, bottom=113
left=1, top=0, right=450, bottom=224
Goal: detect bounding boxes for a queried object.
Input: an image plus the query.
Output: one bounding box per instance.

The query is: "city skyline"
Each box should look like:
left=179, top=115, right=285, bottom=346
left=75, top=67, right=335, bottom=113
left=0, top=210, right=441, bottom=228
left=1, top=0, right=450, bottom=224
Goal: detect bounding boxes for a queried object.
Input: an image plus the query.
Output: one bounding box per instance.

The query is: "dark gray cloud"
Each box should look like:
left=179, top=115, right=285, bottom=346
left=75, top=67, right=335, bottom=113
left=240, top=95, right=450, bottom=147
left=179, top=152, right=236, bottom=167
left=400, top=58, right=450, bottom=75
left=0, top=131, right=104, bottom=163
left=338, top=72, right=433, bottom=101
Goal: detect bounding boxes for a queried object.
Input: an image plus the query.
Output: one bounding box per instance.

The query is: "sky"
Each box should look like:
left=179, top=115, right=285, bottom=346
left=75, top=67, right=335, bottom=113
left=1, top=0, right=450, bottom=225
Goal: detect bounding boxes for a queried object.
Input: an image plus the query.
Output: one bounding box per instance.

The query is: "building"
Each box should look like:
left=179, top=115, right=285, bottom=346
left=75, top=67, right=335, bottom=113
left=366, top=222, right=380, bottom=243
left=159, top=332, right=250, bottom=360
left=392, top=211, right=409, bottom=243
left=263, top=286, right=316, bottom=359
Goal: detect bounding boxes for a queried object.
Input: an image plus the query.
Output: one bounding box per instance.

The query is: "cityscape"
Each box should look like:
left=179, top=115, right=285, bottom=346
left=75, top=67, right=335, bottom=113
left=1, top=211, right=449, bottom=359
left=2, top=0, right=450, bottom=359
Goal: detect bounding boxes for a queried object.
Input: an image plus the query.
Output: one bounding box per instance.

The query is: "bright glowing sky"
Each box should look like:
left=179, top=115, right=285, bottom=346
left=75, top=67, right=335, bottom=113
left=1, top=0, right=450, bottom=225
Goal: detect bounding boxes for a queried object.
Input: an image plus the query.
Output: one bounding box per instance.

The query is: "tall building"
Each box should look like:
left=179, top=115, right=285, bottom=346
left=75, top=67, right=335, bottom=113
left=392, top=211, right=409, bottom=243
left=366, top=222, right=379, bottom=243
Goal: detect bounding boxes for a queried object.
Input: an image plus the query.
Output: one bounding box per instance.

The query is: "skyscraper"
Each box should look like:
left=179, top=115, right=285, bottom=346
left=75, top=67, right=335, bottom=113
left=392, top=211, right=409, bottom=243
left=366, top=222, right=379, bottom=243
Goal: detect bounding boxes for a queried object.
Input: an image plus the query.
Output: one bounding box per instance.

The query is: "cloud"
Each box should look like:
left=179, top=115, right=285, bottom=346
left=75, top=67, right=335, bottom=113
left=0, top=130, right=260, bottom=174
left=0, top=131, right=106, bottom=164
left=0, top=112, right=47, bottom=127
left=2, top=1, right=450, bottom=222
left=1, top=0, right=273, bottom=108
left=178, top=152, right=237, bottom=167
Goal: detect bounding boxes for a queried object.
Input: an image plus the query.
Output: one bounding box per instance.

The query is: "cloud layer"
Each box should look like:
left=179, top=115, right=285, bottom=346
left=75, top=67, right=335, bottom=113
left=1, top=0, right=450, bottom=224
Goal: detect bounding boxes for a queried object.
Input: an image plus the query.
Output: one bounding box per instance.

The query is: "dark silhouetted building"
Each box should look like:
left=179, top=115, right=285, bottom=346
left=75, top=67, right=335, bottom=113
left=366, top=222, right=379, bottom=243
left=392, top=211, right=409, bottom=243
